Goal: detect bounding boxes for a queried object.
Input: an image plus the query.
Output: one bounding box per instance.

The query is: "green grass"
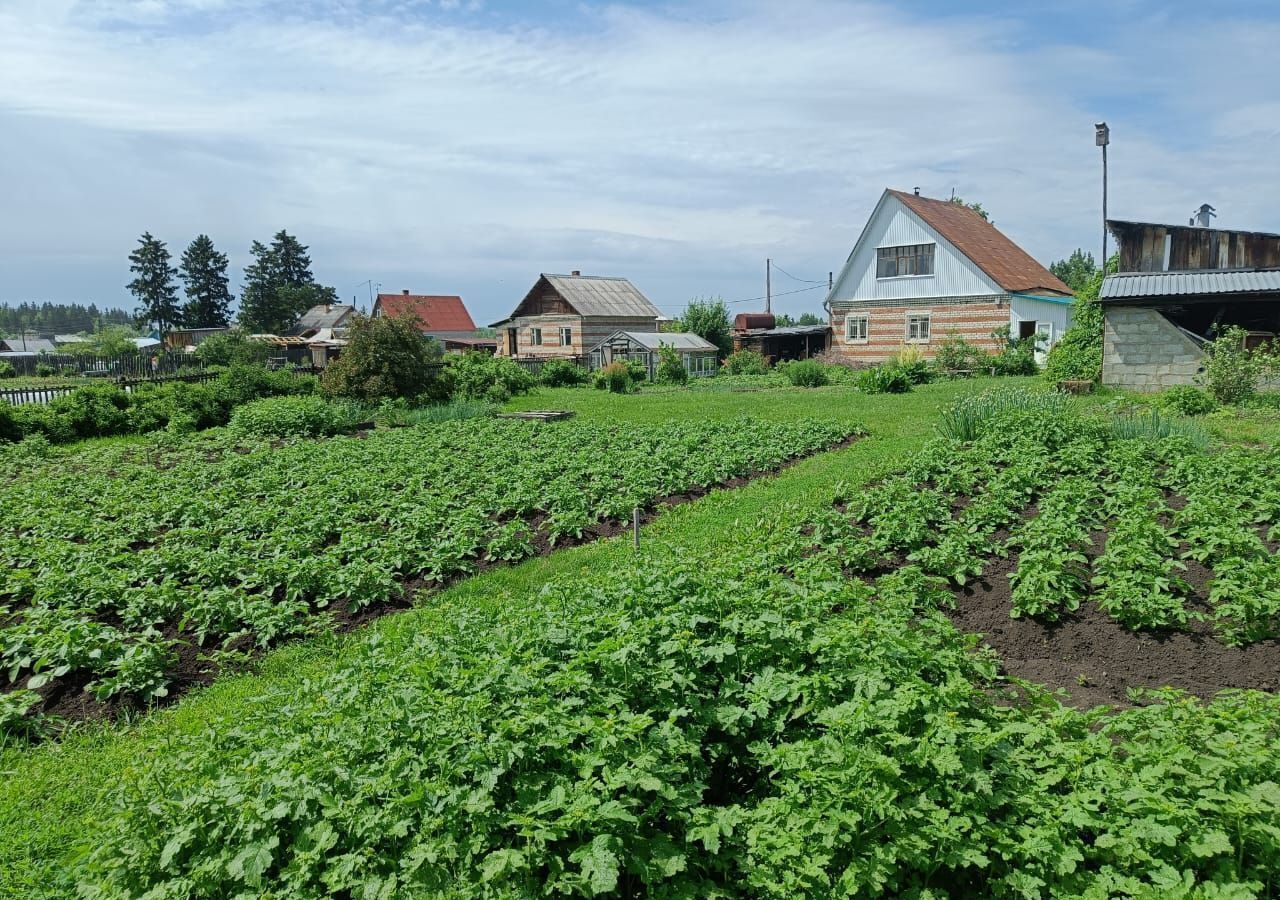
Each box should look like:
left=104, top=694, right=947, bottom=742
left=0, top=377, right=1039, bottom=897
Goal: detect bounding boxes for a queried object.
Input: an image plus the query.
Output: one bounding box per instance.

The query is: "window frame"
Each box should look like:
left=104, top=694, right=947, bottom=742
left=558, top=326, right=572, bottom=347
left=844, top=314, right=869, bottom=343
left=905, top=314, right=931, bottom=343
left=530, top=327, right=543, bottom=346
left=876, top=243, right=936, bottom=279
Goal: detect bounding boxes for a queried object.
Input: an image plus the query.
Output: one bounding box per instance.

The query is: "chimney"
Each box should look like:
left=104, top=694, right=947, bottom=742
left=1192, top=204, right=1217, bottom=228
left=571, top=270, right=581, bottom=276
left=913, top=187, right=920, bottom=196
left=402, top=289, right=410, bottom=295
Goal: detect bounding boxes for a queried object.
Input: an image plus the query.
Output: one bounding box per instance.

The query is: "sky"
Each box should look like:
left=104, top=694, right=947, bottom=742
left=1, top=0, right=1278, bottom=325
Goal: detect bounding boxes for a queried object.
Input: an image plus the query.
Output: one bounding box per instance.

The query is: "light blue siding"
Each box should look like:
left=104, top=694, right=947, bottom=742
left=1010, top=294, right=1074, bottom=361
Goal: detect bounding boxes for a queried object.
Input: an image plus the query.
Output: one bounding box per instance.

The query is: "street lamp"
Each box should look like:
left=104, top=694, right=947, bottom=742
left=1096, top=122, right=1110, bottom=269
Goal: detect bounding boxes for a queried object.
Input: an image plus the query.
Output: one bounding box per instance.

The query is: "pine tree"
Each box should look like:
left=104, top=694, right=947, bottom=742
left=127, top=232, right=181, bottom=332
left=238, top=231, right=332, bottom=333
left=179, top=235, right=234, bottom=328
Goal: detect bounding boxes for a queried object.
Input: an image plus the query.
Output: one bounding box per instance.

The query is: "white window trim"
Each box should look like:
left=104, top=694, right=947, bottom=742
left=558, top=326, right=572, bottom=346
left=905, top=313, right=932, bottom=343
left=875, top=243, right=937, bottom=280
left=844, top=314, right=869, bottom=344
left=530, top=327, right=543, bottom=346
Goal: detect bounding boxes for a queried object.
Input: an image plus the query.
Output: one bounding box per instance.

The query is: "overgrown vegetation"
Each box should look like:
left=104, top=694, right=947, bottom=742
left=655, top=345, right=689, bottom=385
left=720, top=349, right=770, bottom=375
left=1043, top=266, right=1105, bottom=383
left=320, top=313, right=446, bottom=403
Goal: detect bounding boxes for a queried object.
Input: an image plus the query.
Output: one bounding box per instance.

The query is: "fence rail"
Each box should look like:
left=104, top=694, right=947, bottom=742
left=0, top=371, right=219, bottom=407
left=510, top=355, right=588, bottom=376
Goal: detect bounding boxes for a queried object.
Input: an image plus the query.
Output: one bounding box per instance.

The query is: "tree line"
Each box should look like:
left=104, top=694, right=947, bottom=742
left=128, top=231, right=337, bottom=334
left=0, top=302, right=134, bottom=338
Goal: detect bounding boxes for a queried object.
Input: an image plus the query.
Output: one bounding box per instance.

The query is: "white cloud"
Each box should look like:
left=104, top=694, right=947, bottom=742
left=0, top=0, right=1276, bottom=320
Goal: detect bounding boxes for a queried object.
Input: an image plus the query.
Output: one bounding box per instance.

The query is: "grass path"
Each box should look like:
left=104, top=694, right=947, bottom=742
left=0, top=377, right=1030, bottom=898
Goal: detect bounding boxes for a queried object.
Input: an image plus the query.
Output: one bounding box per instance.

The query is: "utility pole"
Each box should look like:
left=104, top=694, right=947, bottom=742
left=765, top=258, right=772, bottom=314
left=1096, top=122, right=1110, bottom=268
left=828, top=271, right=833, bottom=293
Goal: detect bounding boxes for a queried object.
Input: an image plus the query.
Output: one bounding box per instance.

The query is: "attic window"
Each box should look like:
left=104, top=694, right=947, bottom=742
left=876, top=244, right=935, bottom=278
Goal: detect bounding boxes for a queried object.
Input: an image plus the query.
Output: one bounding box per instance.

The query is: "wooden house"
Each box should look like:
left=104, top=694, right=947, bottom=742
left=826, top=189, right=1072, bottom=365
left=587, top=331, right=719, bottom=379
left=491, top=272, right=662, bottom=360
left=1101, top=217, right=1280, bottom=390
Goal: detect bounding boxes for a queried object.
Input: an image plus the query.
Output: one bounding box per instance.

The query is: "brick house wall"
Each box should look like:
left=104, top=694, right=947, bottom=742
left=829, top=296, right=1008, bottom=365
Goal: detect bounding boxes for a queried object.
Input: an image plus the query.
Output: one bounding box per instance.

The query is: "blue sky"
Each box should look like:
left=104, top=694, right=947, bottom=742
left=1, top=0, right=1277, bottom=324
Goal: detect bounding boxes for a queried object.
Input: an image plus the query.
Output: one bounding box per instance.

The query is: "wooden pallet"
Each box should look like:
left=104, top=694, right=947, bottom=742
left=495, top=410, right=577, bottom=422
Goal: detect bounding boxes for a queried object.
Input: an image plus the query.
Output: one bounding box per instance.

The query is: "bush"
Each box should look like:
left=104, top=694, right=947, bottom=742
left=193, top=330, right=271, bottom=367
left=321, top=314, right=446, bottom=403
left=1156, top=386, right=1216, bottom=417
left=655, top=346, right=688, bottom=385
left=721, top=349, right=770, bottom=376
left=446, top=353, right=536, bottom=403
left=35, top=362, right=56, bottom=378
left=0, top=360, right=15, bottom=379
left=1043, top=269, right=1105, bottom=383
left=888, top=345, right=935, bottom=384
left=538, top=359, right=590, bottom=388
left=856, top=365, right=911, bottom=394
left=781, top=358, right=829, bottom=387
left=230, top=395, right=354, bottom=438
left=1200, top=326, right=1275, bottom=406
left=989, top=326, right=1039, bottom=376
left=594, top=362, right=633, bottom=394
left=47, top=384, right=131, bottom=438
left=0, top=402, right=20, bottom=442
left=624, top=358, right=649, bottom=383
left=932, top=333, right=988, bottom=373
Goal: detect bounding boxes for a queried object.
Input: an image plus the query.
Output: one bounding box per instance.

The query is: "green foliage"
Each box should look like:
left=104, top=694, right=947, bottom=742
left=673, top=299, right=732, bottom=357
left=229, top=395, right=357, bottom=438
left=178, top=234, right=233, bottom=328
left=320, top=314, right=445, bottom=403
left=1109, top=409, right=1211, bottom=449
left=779, top=358, right=828, bottom=387
left=0, top=403, right=19, bottom=443
left=445, top=353, right=536, bottom=403
left=47, top=385, right=132, bottom=439
left=887, top=345, right=935, bottom=384
left=375, top=398, right=496, bottom=427
left=655, top=345, right=689, bottom=385
left=237, top=232, right=334, bottom=334
left=192, top=329, right=269, bottom=367
left=1201, top=325, right=1276, bottom=405
left=0, top=301, right=132, bottom=337
left=1048, top=248, right=1097, bottom=293
left=1044, top=269, right=1105, bottom=383
left=1154, top=386, right=1217, bottom=417
left=948, top=194, right=989, bottom=220
left=0, top=361, right=14, bottom=379
left=593, top=361, right=633, bottom=393
left=34, top=363, right=56, bottom=378
left=932, top=332, right=988, bottom=372
left=856, top=365, right=911, bottom=394
left=989, top=325, right=1039, bottom=376
left=537, top=359, right=590, bottom=387
left=721, top=349, right=770, bottom=375
left=126, top=231, right=181, bottom=332
left=936, top=388, right=1068, bottom=442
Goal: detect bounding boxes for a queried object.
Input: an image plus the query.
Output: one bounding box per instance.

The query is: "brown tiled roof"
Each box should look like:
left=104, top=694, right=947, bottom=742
left=375, top=294, right=477, bottom=332
left=888, top=190, right=1072, bottom=296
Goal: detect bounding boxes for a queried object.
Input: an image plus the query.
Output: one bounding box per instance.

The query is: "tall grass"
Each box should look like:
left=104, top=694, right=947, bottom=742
left=1109, top=408, right=1211, bottom=449
left=937, top=388, right=1066, bottom=442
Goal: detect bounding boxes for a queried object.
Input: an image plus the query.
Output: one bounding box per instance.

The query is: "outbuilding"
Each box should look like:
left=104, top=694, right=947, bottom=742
left=587, top=331, right=719, bottom=379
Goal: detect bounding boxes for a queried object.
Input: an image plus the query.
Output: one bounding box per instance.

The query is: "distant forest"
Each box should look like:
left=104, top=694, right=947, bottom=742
left=0, top=302, right=135, bottom=337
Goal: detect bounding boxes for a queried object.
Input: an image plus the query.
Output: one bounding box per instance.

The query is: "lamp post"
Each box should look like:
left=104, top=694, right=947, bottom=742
left=1096, top=122, right=1110, bottom=269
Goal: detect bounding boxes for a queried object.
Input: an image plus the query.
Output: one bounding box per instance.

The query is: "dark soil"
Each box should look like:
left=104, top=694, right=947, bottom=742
left=945, top=529, right=1280, bottom=709
left=22, top=433, right=862, bottom=729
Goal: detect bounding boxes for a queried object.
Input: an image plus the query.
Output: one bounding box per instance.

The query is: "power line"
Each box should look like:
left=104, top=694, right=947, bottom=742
left=769, top=263, right=826, bottom=285
left=652, top=283, right=825, bottom=312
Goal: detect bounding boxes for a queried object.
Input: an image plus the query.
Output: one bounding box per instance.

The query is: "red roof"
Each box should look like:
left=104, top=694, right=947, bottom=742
left=887, top=190, right=1072, bottom=296
left=374, top=293, right=476, bottom=331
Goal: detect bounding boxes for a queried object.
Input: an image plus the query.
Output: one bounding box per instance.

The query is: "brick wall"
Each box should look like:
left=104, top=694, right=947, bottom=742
left=1102, top=306, right=1205, bottom=391
left=829, top=298, right=1008, bottom=365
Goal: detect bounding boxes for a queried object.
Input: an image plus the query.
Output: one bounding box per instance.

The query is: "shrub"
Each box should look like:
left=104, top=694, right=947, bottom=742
left=1044, top=269, right=1105, bottom=383
left=47, top=384, right=131, bottom=438
left=35, top=362, right=56, bottom=378
left=1156, top=386, right=1216, bottom=417
left=0, top=402, right=19, bottom=442
left=721, top=349, right=770, bottom=376
left=593, top=362, right=632, bottom=393
left=624, top=358, right=649, bottom=383
left=672, top=298, right=732, bottom=356
left=193, top=329, right=271, bottom=367
left=1200, top=325, right=1276, bottom=406
left=781, top=358, right=829, bottom=387
left=989, top=326, right=1039, bottom=376
left=229, top=395, right=353, bottom=438
left=888, top=345, right=935, bottom=384
left=856, top=365, right=911, bottom=394
left=537, top=359, right=589, bottom=388
left=321, top=314, right=446, bottom=403
left=446, top=353, right=536, bottom=403
left=0, top=360, right=15, bottom=379
left=655, top=346, right=689, bottom=385
left=932, top=332, right=988, bottom=373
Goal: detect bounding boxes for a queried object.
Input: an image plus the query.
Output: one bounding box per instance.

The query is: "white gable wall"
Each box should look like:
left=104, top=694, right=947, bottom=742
left=829, top=195, right=1004, bottom=303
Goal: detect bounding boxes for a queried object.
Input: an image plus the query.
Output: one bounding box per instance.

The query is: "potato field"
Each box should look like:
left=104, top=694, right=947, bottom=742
left=0, top=416, right=856, bottom=729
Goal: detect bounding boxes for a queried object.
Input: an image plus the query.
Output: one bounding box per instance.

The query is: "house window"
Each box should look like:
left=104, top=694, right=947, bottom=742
left=558, top=326, right=572, bottom=346
left=845, top=315, right=869, bottom=342
left=906, top=314, right=931, bottom=342
left=876, top=244, right=935, bottom=278
left=530, top=327, right=542, bottom=346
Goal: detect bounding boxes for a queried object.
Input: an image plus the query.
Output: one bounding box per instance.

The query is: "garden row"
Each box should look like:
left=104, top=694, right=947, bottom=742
left=0, top=415, right=857, bottom=733
left=69, top=494, right=1280, bottom=898
left=806, top=390, right=1280, bottom=644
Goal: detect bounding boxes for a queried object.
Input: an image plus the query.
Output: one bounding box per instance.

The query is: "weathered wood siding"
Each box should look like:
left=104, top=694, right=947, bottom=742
left=1112, top=221, right=1280, bottom=273
left=829, top=297, right=1007, bottom=364
left=497, top=315, right=658, bottom=359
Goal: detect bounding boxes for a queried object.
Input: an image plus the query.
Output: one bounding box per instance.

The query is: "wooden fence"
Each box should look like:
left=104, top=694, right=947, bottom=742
left=510, top=356, right=589, bottom=377
left=0, top=371, right=219, bottom=407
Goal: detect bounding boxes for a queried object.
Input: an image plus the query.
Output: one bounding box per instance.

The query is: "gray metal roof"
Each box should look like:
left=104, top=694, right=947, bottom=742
left=590, top=331, right=718, bottom=354
left=1101, top=269, right=1280, bottom=301
left=295, top=304, right=357, bottom=332
left=543, top=274, right=662, bottom=319
left=0, top=338, right=57, bottom=353
left=740, top=324, right=831, bottom=337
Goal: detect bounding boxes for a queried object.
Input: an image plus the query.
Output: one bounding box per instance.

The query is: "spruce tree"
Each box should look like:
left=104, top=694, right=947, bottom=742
left=179, top=235, right=234, bottom=328
left=127, top=232, right=181, bottom=332
left=238, top=230, right=333, bottom=334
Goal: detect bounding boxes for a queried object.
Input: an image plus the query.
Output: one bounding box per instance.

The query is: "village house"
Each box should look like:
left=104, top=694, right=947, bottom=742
left=587, top=331, right=719, bottom=379
left=1101, top=214, right=1280, bottom=391
left=731, top=313, right=829, bottom=363
left=372, top=291, right=495, bottom=353
left=491, top=272, right=662, bottom=360
left=293, top=303, right=357, bottom=338
left=826, top=189, right=1073, bottom=365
